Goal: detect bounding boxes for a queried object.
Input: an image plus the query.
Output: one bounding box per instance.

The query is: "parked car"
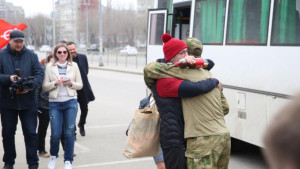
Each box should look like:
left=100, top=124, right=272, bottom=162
left=78, top=44, right=87, bottom=50
left=39, top=45, right=51, bottom=53
left=26, top=45, right=35, bottom=51
left=87, top=44, right=100, bottom=52
left=120, top=46, right=138, bottom=56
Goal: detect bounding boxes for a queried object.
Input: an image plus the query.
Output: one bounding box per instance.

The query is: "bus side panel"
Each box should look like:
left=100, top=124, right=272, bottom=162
left=224, top=88, right=291, bottom=147
left=224, top=89, right=267, bottom=147
left=266, top=96, right=290, bottom=126
left=205, top=45, right=300, bottom=96
left=147, top=45, right=165, bottom=64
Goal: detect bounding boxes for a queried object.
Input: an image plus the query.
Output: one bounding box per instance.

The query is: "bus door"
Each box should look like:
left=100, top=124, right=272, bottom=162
left=146, top=9, right=168, bottom=64
left=172, top=2, right=191, bottom=40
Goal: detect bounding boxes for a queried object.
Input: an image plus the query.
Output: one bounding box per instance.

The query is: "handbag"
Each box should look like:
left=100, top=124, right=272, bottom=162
left=123, top=96, right=160, bottom=158
left=125, top=94, right=152, bottom=136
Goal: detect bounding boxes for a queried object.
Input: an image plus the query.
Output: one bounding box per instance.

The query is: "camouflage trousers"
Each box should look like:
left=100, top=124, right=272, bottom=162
left=186, top=133, right=231, bottom=169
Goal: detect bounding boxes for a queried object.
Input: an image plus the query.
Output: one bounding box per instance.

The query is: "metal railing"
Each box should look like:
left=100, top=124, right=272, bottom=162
left=36, top=48, right=147, bottom=69
left=79, top=48, right=147, bottom=69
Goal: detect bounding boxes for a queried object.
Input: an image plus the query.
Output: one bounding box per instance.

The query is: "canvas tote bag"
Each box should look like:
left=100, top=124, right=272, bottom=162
left=123, top=100, right=160, bottom=158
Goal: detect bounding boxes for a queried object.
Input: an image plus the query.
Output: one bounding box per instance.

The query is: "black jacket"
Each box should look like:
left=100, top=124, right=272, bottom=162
left=0, top=44, right=44, bottom=109
left=151, top=59, right=217, bottom=148
left=36, top=66, right=49, bottom=109
left=37, top=87, right=49, bottom=110
left=73, top=53, right=95, bottom=103
left=152, top=85, right=185, bottom=148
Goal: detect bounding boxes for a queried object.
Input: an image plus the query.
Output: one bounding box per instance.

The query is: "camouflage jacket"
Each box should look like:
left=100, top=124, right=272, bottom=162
left=144, top=62, right=229, bottom=137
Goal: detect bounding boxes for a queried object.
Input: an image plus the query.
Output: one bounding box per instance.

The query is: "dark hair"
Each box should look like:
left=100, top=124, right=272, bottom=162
left=264, top=94, right=300, bottom=168
left=46, top=53, right=54, bottom=63
left=53, top=43, right=72, bottom=64
left=66, top=41, right=76, bottom=46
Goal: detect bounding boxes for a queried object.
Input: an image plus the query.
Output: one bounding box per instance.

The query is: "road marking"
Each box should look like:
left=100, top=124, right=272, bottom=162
left=74, top=142, right=90, bottom=153
left=72, top=158, right=153, bottom=168
left=14, top=124, right=129, bottom=134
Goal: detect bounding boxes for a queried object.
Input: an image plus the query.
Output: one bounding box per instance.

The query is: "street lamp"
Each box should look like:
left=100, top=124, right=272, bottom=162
left=52, top=0, right=56, bottom=46
left=84, top=0, right=90, bottom=45
left=99, top=0, right=104, bottom=66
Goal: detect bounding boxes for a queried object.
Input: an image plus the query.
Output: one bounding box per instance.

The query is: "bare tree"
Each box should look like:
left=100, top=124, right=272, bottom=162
left=22, top=15, right=52, bottom=47
left=102, top=0, right=140, bottom=48
left=5, top=0, right=148, bottom=50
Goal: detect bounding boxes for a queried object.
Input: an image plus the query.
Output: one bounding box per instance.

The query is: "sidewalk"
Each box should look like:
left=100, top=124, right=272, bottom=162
left=90, top=65, right=143, bottom=75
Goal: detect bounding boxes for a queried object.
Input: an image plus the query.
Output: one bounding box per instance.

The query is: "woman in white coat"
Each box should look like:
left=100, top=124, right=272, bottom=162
left=42, top=43, right=82, bottom=169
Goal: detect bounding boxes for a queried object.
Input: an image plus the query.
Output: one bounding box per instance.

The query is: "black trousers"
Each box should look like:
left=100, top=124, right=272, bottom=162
left=37, top=108, right=50, bottom=151
left=162, top=146, right=187, bottom=169
left=77, top=90, right=88, bottom=127
left=1, top=107, right=39, bottom=166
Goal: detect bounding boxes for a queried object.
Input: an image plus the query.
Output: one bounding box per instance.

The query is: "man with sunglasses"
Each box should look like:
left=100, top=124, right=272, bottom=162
left=0, top=30, right=44, bottom=169
left=67, top=42, right=95, bottom=137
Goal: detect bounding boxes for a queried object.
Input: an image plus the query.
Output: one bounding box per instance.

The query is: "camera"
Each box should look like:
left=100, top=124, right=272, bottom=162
left=9, top=69, right=35, bottom=98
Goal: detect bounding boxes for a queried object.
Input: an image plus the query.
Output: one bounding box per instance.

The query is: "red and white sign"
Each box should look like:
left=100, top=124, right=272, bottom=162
left=0, top=19, right=27, bottom=49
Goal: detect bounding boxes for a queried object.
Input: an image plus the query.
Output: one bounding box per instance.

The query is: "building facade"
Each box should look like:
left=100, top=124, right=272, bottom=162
left=55, top=0, right=78, bottom=43
left=137, top=0, right=154, bottom=12
left=0, top=0, right=25, bottom=23
left=55, top=0, right=99, bottom=45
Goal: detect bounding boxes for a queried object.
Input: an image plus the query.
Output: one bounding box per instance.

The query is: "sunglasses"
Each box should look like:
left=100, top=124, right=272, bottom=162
left=178, top=50, right=188, bottom=55
left=57, top=51, right=68, bottom=54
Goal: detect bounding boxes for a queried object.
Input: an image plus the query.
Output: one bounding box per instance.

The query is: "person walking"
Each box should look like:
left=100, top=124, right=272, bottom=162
left=67, top=42, right=95, bottom=136
left=42, top=43, right=82, bottom=169
left=37, top=53, right=54, bottom=158
left=0, top=30, right=44, bottom=169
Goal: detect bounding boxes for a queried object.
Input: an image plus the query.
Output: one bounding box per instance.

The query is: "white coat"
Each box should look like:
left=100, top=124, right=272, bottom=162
left=42, top=61, right=83, bottom=99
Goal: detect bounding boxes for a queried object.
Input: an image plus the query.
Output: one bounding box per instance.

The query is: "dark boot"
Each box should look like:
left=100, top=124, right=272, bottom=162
left=78, top=124, right=86, bottom=136
left=2, top=164, right=14, bottom=169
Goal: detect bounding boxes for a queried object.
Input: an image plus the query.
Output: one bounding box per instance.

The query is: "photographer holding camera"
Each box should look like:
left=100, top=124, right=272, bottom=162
left=0, top=30, right=44, bottom=169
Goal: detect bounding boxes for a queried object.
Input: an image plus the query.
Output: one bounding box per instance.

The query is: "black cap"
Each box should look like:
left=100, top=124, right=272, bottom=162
left=10, top=30, right=25, bottom=41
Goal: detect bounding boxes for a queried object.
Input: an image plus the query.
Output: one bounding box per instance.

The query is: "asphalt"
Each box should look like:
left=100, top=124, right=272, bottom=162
left=90, top=65, right=144, bottom=75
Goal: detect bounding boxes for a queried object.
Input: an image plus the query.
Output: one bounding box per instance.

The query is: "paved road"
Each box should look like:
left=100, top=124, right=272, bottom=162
left=0, top=69, right=268, bottom=169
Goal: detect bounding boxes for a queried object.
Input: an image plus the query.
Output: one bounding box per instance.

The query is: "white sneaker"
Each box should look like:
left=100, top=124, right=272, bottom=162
left=48, top=156, right=56, bottom=169
left=64, top=161, right=72, bottom=169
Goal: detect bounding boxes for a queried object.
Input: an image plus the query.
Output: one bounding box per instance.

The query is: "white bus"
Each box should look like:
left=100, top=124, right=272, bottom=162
left=146, top=0, right=300, bottom=147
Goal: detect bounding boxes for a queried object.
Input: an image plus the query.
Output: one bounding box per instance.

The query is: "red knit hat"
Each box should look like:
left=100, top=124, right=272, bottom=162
left=162, top=33, right=187, bottom=62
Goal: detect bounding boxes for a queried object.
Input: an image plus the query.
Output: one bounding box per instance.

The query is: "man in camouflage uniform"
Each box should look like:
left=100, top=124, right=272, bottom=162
left=144, top=35, right=231, bottom=169
left=184, top=37, right=231, bottom=169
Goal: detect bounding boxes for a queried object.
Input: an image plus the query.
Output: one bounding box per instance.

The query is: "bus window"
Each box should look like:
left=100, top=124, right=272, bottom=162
left=193, top=0, right=226, bottom=45
left=271, top=0, right=300, bottom=46
left=158, top=0, right=172, bottom=9
left=226, top=0, right=270, bottom=45
left=174, top=7, right=190, bottom=40
left=158, top=0, right=173, bottom=34
left=149, top=13, right=165, bottom=45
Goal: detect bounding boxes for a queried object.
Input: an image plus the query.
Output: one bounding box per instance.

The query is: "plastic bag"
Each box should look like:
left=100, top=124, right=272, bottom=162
left=123, top=102, right=160, bottom=158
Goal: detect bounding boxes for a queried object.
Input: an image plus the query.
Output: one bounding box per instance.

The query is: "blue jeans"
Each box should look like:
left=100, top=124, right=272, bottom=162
left=0, top=107, right=39, bottom=167
left=153, top=147, right=164, bottom=163
left=49, top=99, right=78, bottom=162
